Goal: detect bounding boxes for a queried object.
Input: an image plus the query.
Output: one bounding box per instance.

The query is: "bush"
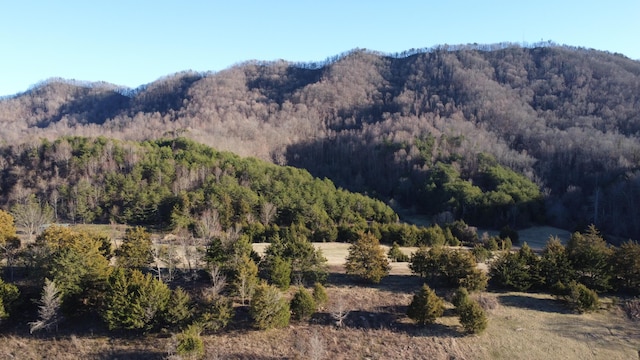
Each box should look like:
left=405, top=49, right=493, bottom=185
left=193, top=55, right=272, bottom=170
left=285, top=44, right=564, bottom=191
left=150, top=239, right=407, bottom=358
left=290, top=287, right=317, bottom=321
left=250, top=282, right=290, bottom=330
left=451, top=287, right=470, bottom=309
left=564, top=281, right=599, bottom=313
left=174, top=324, right=204, bottom=360
left=312, top=282, right=328, bottom=308
left=388, top=242, right=409, bottom=262
left=407, top=284, right=445, bottom=325
left=499, top=226, right=519, bottom=244
left=198, top=297, right=233, bottom=332
left=458, top=300, right=488, bottom=334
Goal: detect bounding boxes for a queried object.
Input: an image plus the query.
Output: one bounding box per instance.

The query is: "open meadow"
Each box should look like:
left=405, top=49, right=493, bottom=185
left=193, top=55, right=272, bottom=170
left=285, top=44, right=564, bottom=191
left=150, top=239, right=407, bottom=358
left=1, top=234, right=637, bottom=360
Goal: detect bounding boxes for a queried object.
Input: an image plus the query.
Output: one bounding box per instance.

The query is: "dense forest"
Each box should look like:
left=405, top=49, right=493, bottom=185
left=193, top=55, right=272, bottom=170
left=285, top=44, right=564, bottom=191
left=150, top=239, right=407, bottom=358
left=1, top=43, right=640, bottom=239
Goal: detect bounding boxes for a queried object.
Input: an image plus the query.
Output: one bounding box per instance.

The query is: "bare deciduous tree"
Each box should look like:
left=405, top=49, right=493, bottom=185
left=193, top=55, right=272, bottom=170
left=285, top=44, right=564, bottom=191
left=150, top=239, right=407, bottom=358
left=260, top=202, right=277, bottom=226
left=331, top=295, right=350, bottom=328
left=11, top=195, right=54, bottom=242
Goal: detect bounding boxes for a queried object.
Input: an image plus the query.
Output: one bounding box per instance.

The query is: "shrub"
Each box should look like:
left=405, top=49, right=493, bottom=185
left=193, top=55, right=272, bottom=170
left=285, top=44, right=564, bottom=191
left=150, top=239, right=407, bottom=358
left=312, top=282, right=328, bottom=308
left=564, top=281, right=599, bottom=313
left=290, top=287, right=317, bottom=321
left=451, top=287, right=470, bottom=309
left=198, top=297, right=233, bottom=332
left=174, top=324, right=204, bottom=360
left=388, top=242, right=409, bottom=262
left=499, top=226, right=519, bottom=244
left=407, top=284, right=445, bottom=325
left=250, top=282, right=290, bottom=330
left=458, top=300, right=488, bottom=334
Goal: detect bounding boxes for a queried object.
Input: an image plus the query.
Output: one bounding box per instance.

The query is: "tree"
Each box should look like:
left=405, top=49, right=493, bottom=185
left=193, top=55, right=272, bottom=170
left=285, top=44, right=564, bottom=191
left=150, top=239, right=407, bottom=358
left=173, top=324, right=204, bottom=360
left=290, top=287, right=317, bottom=321
left=489, top=243, right=540, bottom=291
left=29, top=278, right=63, bottom=333
left=117, top=226, right=154, bottom=269
left=0, top=278, right=19, bottom=323
left=0, top=210, right=20, bottom=281
left=250, top=282, right=290, bottom=330
left=566, top=225, right=613, bottom=292
left=163, top=287, right=193, bottom=329
left=407, top=284, right=445, bottom=325
left=11, top=194, right=53, bottom=241
left=102, top=268, right=171, bottom=331
left=539, top=236, right=574, bottom=291
left=345, top=232, right=390, bottom=283
left=266, top=255, right=291, bottom=290
left=388, top=242, right=409, bottom=262
left=458, top=299, right=488, bottom=334
left=410, top=246, right=486, bottom=291
left=611, top=240, right=640, bottom=294
left=33, top=226, right=111, bottom=309
left=312, top=282, right=328, bottom=309
left=233, top=254, right=258, bottom=305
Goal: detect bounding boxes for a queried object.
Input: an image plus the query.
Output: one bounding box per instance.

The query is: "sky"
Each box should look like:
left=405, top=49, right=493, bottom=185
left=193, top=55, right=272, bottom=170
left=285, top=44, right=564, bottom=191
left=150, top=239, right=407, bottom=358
left=1, top=0, right=639, bottom=97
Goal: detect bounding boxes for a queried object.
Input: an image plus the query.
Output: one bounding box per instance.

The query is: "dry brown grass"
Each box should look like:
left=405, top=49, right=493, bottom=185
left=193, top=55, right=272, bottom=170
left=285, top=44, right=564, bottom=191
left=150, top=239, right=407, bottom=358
left=4, top=235, right=637, bottom=359
left=2, top=286, right=637, bottom=359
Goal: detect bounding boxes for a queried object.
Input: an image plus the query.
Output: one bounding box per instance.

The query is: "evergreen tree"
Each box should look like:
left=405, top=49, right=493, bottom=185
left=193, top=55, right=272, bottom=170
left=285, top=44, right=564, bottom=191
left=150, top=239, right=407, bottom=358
left=290, top=287, right=317, bottom=321
left=345, top=232, right=390, bottom=283
left=611, top=240, right=640, bottom=294
left=267, top=255, right=291, bottom=290
left=163, top=287, right=193, bottom=329
left=407, top=284, right=445, bottom=325
left=458, top=299, right=488, bottom=334
left=102, top=268, right=171, bottom=331
left=312, top=282, right=328, bottom=308
left=250, top=282, right=290, bottom=330
left=0, top=278, right=19, bottom=322
left=566, top=225, right=613, bottom=292
left=117, top=226, right=154, bottom=269
left=539, top=236, right=574, bottom=291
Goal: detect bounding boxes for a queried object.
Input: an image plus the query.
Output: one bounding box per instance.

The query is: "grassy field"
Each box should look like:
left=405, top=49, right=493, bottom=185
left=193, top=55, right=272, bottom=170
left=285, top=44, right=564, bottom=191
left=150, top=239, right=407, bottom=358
left=5, top=226, right=636, bottom=359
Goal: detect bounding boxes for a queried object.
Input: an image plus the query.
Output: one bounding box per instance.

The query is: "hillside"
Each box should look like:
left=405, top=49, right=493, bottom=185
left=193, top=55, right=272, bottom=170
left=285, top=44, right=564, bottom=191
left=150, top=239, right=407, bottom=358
left=1, top=43, right=640, bottom=239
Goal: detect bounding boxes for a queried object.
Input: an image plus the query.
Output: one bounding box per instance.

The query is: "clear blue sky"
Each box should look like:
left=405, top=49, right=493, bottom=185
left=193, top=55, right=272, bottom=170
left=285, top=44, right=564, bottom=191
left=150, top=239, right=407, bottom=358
left=1, top=0, right=639, bottom=97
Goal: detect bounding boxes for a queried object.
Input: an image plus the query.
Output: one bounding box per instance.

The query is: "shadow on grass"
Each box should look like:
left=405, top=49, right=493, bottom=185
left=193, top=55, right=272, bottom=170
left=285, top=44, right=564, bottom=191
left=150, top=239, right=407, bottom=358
left=498, top=294, right=571, bottom=314
left=311, top=307, right=462, bottom=338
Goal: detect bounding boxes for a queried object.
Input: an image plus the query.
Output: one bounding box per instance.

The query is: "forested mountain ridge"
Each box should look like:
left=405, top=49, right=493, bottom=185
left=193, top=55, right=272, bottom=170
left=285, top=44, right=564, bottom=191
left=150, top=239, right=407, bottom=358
left=1, top=43, right=640, bottom=239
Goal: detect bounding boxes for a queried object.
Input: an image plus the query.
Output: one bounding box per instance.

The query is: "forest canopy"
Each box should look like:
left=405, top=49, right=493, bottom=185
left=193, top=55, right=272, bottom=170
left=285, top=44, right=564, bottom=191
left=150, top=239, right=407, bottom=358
left=1, top=43, right=639, bottom=239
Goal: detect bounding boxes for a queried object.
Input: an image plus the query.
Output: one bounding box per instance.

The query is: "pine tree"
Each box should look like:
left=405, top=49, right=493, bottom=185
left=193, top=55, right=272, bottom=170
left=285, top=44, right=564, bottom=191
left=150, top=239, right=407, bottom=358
left=117, top=226, right=153, bottom=269
left=345, top=232, right=390, bottom=283
left=290, top=287, right=317, bottom=321
left=250, top=282, right=290, bottom=330
left=407, top=284, right=445, bottom=325
left=312, top=282, right=328, bottom=308
left=458, top=300, right=488, bottom=334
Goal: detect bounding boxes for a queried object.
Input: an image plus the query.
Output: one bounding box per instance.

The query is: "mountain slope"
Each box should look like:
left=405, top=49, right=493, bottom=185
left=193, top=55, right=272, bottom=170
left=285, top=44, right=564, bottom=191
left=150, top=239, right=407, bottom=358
left=1, top=44, right=640, bottom=239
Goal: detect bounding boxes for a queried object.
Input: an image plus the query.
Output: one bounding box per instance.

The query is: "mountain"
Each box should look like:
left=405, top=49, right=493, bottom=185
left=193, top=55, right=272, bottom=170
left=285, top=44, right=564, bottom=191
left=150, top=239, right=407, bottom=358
left=1, top=43, right=640, bottom=240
